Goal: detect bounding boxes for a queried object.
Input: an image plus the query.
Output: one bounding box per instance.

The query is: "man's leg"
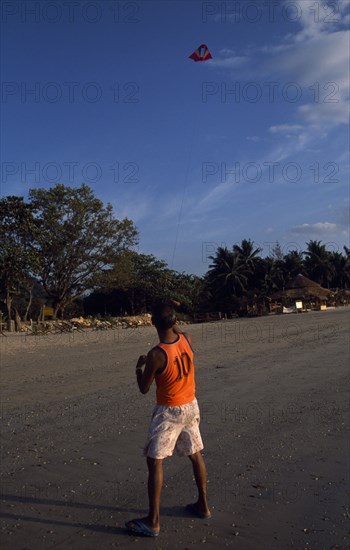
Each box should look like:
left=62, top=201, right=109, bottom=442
left=188, top=451, right=210, bottom=516
left=146, top=457, right=163, bottom=531
left=125, top=457, right=163, bottom=535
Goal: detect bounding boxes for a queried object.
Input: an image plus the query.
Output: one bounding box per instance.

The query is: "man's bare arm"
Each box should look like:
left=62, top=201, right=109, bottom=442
left=136, top=348, right=165, bottom=394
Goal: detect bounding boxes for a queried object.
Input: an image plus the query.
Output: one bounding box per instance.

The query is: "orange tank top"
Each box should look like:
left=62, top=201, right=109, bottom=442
left=155, top=333, right=196, bottom=406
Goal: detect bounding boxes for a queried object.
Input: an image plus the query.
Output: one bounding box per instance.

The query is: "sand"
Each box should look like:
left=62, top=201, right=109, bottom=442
left=0, top=308, right=349, bottom=549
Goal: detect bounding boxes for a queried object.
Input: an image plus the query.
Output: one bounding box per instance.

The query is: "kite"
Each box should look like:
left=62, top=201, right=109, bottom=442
left=189, top=44, right=212, bottom=62
left=172, top=45, right=212, bottom=268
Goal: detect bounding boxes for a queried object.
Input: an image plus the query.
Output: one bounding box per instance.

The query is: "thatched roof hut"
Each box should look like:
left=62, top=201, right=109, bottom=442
left=271, top=274, right=331, bottom=301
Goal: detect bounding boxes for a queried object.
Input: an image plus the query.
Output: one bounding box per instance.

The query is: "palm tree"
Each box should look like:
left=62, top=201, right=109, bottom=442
left=233, top=239, right=262, bottom=270
left=283, top=250, right=304, bottom=285
left=233, top=238, right=262, bottom=291
left=303, top=240, right=335, bottom=288
left=329, top=249, right=350, bottom=289
left=258, top=256, right=284, bottom=294
left=207, top=247, right=249, bottom=314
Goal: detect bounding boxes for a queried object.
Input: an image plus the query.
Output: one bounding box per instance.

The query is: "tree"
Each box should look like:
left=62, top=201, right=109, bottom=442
left=329, top=247, right=350, bottom=289
left=269, top=241, right=284, bottom=262
left=98, top=251, right=197, bottom=315
left=283, top=250, right=304, bottom=282
left=257, top=256, right=283, bottom=295
left=0, top=197, right=39, bottom=329
left=30, top=183, right=138, bottom=318
left=260, top=249, right=304, bottom=294
left=233, top=238, right=262, bottom=270
left=207, top=246, right=249, bottom=314
left=303, top=240, right=335, bottom=288
left=101, top=251, right=168, bottom=314
left=233, top=238, right=262, bottom=290
left=176, top=274, right=210, bottom=316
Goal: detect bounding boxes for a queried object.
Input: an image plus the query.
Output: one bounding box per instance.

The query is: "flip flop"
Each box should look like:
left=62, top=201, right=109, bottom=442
left=186, top=503, right=212, bottom=519
left=125, top=518, right=160, bottom=537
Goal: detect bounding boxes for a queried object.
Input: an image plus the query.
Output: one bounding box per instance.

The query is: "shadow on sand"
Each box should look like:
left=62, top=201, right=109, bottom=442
left=0, top=493, right=193, bottom=536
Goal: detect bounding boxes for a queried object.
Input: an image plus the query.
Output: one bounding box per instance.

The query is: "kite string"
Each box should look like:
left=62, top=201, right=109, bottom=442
left=170, top=105, right=200, bottom=269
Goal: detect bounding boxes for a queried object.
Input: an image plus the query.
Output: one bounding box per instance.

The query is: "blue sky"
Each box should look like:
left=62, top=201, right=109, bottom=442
left=1, top=0, right=349, bottom=275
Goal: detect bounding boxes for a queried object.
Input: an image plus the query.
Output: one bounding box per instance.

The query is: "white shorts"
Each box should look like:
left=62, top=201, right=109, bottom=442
left=144, top=398, right=204, bottom=459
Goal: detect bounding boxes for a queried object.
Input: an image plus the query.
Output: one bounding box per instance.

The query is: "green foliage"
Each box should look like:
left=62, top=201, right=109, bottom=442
left=303, top=240, right=336, bottom=288
left=90, top=251, right=206, bottom=315
left=205, top=239, right=349, bottom=313
left=330, top=248, right=350, bottom=288
left=207, top=246, right=250, bottom=315
left=1, top=184, right=349, bottom=324
left=0, top=196, right=39, bottom=321
left=29, top=183, right=138, bottom=317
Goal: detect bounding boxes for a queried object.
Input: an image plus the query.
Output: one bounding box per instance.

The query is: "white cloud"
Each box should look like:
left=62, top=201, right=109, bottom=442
left=293, top=0, right=350, bottom=41
left=269, top=125, right=303, bottom=134
left=210, top=0, right=349, bottom=148
left=219, top=48, right=237, bottom=57
left=209, top=55, right=247, bottom=68
left=268, top=122, right=328, bottom=148
left=290, top=222, right=339, bottom=237
left=183, top=1, right=350, bottom=231
left=113, top=197, right=152, bottom=224
left=297, top=100, right=349, bottom=125
left=265, top=29, right=349, bottom=94
left=191, top=180, right=233, bottom=217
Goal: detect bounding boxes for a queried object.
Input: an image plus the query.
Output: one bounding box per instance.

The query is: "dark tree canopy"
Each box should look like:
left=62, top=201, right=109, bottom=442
left=88, top=250, right=201, bottom=316
left=29, top=183, right=138, bottom=317
left=0, top=196, right=39, bottom=326
left=1, top=185, right=349, bottom=325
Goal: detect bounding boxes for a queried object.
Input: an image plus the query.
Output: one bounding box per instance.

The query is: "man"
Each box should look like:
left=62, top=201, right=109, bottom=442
left=125, top=303, right=210, bottom=537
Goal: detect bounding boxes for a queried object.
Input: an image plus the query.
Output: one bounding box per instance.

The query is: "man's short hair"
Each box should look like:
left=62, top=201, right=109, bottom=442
left=151, top=303, right=176, bottom=330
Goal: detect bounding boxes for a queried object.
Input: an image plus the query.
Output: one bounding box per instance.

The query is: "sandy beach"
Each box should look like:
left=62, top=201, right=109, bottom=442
left=0, top=308, right=349, bottom=550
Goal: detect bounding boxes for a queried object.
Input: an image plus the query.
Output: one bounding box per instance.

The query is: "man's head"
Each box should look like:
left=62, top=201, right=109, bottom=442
left=151, top=303, right=176, bottom=331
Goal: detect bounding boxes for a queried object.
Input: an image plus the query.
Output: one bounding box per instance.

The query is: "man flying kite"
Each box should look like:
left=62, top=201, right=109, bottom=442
left=189, top=44, right=212, bottom=62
